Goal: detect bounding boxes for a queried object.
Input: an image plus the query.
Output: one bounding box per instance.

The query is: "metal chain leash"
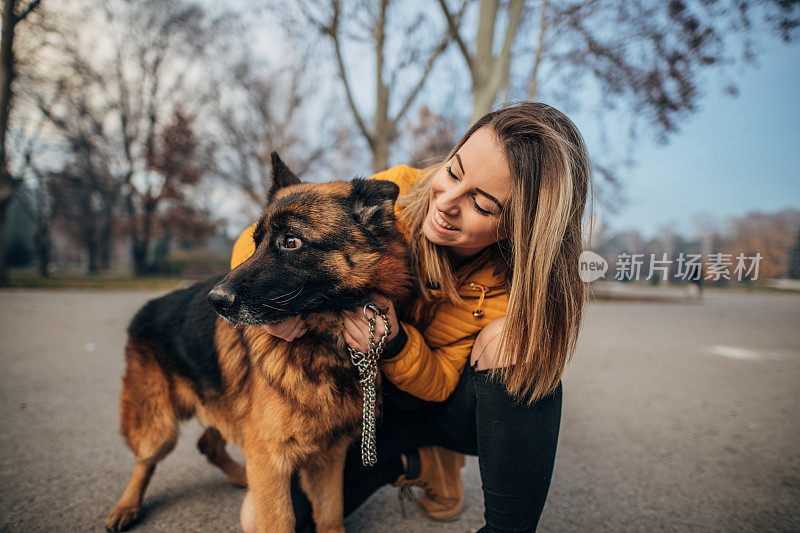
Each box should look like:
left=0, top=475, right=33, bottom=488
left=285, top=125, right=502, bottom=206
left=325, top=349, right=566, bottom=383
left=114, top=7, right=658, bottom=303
left=347, top=302, right=391, bottom=466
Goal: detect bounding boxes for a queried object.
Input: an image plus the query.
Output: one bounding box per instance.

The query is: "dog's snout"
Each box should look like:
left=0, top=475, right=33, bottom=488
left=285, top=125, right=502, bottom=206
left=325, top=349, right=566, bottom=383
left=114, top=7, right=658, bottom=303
left=208, top=288, right=236, bottom=311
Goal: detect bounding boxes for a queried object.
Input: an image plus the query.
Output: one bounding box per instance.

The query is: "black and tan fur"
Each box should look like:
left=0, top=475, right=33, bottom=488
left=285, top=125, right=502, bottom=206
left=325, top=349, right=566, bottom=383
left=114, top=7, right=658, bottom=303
left=105, top=154, right=413, bottom=532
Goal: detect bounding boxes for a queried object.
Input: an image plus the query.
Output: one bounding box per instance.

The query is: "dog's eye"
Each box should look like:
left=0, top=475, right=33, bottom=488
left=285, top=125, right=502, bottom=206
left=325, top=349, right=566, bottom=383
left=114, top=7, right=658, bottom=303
left=280, top=235, right=303, bottom=250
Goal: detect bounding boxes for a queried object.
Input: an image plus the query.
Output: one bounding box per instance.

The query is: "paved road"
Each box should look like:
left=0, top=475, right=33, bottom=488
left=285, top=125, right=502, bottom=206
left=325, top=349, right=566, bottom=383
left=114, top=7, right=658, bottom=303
left=1, top=288, right=798, bottom=532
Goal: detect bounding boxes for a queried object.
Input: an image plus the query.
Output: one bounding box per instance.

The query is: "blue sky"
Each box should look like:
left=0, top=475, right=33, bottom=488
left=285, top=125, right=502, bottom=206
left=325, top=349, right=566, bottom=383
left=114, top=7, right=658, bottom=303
left=593, top=40, right=800, bottom=240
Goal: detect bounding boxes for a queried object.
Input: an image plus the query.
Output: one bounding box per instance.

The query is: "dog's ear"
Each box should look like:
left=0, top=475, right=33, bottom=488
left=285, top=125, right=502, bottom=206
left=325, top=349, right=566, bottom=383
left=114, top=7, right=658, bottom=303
left=267, top=152, right=301, bottom=201
left=349, top=178, right=400, bottom=234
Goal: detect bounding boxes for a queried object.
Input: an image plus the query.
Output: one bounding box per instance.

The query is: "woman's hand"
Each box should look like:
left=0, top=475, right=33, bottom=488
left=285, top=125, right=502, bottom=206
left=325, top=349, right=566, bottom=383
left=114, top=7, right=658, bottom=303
left=260, top=314, right=307, bottom=341
left=342, top=294, right=399, bottom=353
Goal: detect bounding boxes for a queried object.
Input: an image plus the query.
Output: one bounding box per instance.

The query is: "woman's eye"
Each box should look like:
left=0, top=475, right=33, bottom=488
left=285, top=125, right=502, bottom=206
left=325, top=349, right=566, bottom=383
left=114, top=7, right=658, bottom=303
left=280, top=235, right=303, bottom=250
left=471, top=197, right=492, bottom=216
left=447, top=165, right=460, bottom=181
left=447, top=165, right=493, bottom=216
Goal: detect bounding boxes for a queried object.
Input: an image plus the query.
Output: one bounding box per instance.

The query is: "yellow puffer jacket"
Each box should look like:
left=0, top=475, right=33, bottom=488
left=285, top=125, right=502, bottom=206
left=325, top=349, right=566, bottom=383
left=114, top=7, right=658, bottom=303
left=230, top=165, right=508, bottom=401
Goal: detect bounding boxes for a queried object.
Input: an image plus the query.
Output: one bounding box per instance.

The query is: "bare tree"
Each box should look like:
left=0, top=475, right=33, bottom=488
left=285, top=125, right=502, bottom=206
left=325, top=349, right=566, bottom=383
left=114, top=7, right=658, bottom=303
left=27, top=29, right=122, bottom=272
left=28, top=0, right=231, bottom=274
left=292, top=0, right=467, bottom=172
left=12, top=145, right=54, bottom=276
left=6, top=2, right=81, bottom=276
left=0, top=0, right=41, bottom=283
left=438, top=0, right=524, bottom=125
left=721, top=208, right=800, bottom=280
left=3, top=73, right=56, bottom=276
left=133, top=109, right=214, bottom=274
left=102, top=0, right=227, bottom=274
left=47, top=160, right=116, bottom=274
left=439, top=0, right=799, bottom=137
left=433, top=0, right=798, bottom=224
left=209, top=55, right=329, bottom=209
left=29, top=167, right=51, bottom=276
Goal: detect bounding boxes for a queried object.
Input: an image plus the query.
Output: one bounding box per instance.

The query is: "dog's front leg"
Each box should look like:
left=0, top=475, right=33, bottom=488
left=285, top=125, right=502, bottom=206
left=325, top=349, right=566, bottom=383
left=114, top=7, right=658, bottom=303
left=298, top=439, right=349, bottom=533
left=245, top=450, right=294, bottom=533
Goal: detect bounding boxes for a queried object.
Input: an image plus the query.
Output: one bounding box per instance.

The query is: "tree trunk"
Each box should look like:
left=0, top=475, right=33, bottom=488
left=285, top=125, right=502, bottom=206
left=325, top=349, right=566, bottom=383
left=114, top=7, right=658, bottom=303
left=371, top=0, right=390, bottom=173
left=153, top=228, right=172, bottom=274
left=371, top=135, right=390, bottom=173
left=84, top=227, right=98, bottom=275
left=467, top=0, right=525, bottom=125
left=471, top=85, right=498, bottom=125
left=132, top=238, right=147, bottom=276
left=132, top=199, right=156, bottom=276
left=126, top=191, right=146, bottom=276
left=99, top=228, right=111, bottom=270
left=0, top=182, right=10, bottom=284
left=34, top=216, right=49, bottom=277
left=35, top=232, right=49, bottom=277
left=87, top=249, right=98, bottom=274
left=527, top=0, right=549, bottom=101
left=0, top=0, right=17, bottom=285
left=99, top=198, right=115, bottom=270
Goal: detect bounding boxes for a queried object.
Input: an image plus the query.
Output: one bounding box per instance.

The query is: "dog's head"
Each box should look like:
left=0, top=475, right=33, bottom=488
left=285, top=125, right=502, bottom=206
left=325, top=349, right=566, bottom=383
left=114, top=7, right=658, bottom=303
left=208, top=153, right=413, bottom=326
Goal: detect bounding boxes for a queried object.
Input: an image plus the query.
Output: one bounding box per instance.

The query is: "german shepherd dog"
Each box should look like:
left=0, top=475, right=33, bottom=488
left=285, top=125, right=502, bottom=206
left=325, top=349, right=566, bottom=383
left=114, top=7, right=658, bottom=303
left=105, top=154, right=413, bottom=532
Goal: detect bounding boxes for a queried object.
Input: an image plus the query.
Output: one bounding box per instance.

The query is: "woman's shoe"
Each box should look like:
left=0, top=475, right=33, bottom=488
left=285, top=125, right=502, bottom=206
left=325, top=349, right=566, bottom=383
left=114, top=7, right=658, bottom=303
left=393, top=446, right=465, bottom=521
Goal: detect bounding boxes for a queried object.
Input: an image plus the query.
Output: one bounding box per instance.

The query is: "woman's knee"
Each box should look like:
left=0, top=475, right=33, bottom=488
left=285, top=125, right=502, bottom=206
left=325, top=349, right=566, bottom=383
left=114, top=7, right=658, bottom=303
left=470, top=317, right=506, bottom=371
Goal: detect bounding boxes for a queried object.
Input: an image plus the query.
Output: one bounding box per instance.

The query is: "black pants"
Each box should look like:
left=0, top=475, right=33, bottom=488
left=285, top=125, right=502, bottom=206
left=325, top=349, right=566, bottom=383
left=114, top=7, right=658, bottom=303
left=291, top=362, right=562, bottom=533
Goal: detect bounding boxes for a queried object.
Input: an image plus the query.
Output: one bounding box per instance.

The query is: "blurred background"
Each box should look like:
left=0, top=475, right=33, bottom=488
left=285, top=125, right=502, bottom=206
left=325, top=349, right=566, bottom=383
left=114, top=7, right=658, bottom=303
left=0, top=0, right=798, bottom=531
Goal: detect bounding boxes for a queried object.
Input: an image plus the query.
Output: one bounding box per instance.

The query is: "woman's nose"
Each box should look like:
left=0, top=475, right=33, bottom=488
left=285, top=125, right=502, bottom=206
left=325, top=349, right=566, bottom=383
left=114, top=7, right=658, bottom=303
left=435, top=186, right=461, bottom=215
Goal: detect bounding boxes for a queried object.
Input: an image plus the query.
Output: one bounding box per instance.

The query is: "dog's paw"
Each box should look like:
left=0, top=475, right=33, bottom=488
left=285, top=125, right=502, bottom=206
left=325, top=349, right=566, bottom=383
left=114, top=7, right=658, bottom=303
left=105, top=505, right=142, bottom=532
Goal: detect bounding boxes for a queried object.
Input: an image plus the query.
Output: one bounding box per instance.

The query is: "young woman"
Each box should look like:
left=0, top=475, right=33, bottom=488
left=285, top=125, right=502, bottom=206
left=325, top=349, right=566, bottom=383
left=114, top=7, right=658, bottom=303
left=234, top=101, right=592, bottom=532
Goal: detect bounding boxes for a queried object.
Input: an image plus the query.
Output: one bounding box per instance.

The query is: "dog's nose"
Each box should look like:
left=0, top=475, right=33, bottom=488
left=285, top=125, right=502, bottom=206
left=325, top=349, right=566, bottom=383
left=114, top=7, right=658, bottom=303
left=208, top=288, right=236, bottom=311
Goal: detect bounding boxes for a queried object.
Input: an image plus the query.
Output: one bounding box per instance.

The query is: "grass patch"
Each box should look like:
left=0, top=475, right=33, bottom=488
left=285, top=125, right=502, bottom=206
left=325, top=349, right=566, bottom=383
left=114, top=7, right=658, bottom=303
left=4, top=269, right=206, bottom=290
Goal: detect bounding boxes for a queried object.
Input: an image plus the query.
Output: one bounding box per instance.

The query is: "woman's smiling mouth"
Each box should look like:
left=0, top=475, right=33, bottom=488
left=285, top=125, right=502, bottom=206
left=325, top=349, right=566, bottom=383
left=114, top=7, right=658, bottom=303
left=432, top=209, right=460, bottom=232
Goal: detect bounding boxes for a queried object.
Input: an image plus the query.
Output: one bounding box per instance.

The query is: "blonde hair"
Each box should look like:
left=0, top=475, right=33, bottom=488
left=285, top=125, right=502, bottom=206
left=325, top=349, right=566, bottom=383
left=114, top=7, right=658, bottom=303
left=397, top=101, right=593, bottom=404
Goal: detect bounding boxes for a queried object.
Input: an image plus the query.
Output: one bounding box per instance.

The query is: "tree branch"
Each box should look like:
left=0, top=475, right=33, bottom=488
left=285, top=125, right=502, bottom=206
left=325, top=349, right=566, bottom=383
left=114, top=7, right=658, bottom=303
left=391, top=29, right=450, bottom=129
left=528, top=0, right=549, bottom=100
left=475, top=0, right=498, bottom=71
left=437, top=0, right=473, bottom=72
left=328, top=0, right=373, bottom=148
left=487, top=0, right=524, bottom=94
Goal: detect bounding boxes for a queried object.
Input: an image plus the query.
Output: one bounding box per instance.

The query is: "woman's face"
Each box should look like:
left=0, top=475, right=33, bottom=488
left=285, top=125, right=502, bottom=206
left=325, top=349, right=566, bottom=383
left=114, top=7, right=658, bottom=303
left=422, top=126, right=512, bottom=258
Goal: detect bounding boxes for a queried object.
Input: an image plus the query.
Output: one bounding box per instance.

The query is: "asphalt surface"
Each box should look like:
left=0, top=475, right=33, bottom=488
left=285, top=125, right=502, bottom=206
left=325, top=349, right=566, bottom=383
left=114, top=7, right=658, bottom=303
left=0, top=287, right=798, bottom=532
